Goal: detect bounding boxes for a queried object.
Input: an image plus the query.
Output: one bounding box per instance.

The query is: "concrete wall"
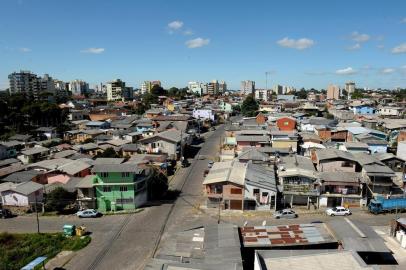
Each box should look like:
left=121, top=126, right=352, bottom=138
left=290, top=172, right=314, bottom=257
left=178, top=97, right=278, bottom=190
left=317, top=160, right=356, bottom=172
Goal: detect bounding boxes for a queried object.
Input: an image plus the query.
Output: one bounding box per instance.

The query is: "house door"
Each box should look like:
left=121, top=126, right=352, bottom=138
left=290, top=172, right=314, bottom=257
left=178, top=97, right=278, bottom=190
left=230, top=200, right=242, bottom=210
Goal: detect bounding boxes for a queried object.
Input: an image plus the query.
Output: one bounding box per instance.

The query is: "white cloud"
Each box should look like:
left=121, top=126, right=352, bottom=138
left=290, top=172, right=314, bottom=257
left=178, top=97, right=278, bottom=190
left=19, top=47, right=31, bottom=52
left=351, top=31, right=370, bottom=42
left=392, top=43, right=406, bottom=54
left=335, top=67, right=357, bottom=75
left=377, top=44, right=385, bottom=49
left=185, top=37, right=210, bottom=48
left=168, top=20, right=183, bottom=30
left=347, top=43, right=361, bottom=50
left=381, top=68, right=395, bottom=74
left=80, top=48, right=105, bottom=54
left=276, top=37, right=315, bottom=50
left=183, top=30, right=194, bottom=36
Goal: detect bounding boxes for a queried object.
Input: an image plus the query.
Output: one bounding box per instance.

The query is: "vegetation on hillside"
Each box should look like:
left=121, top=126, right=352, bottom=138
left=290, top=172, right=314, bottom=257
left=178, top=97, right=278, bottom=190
left=0, top=232, right=90, bottom=270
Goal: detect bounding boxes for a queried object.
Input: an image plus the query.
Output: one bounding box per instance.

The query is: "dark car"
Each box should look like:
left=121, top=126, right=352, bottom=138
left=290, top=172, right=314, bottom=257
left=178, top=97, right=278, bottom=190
left=0, top=209, right=13, bottom=219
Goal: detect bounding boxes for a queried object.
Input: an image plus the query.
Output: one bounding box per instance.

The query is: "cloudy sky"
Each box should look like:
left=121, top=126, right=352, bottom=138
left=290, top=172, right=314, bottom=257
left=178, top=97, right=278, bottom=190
left=0, top=0, right=405, bottom=90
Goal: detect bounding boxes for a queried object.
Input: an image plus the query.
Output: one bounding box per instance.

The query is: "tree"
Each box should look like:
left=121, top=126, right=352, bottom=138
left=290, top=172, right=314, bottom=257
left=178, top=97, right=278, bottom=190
left=351, top=89, right=364, bottom=99
left=150, top=85, right=167, bottom=96
left=95, top=147, right=121, bottom=158
left=44, top=187, right=76, bottom=212
left=142, top=92, right=158, bottom=108
left=296, top=88, right=308, bottom=99
left=241, top=94, right=259, bottom=117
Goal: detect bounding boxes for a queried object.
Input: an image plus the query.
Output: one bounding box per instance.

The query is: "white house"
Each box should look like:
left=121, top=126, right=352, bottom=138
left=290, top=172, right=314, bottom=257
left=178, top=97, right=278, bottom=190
left=378, top=107, right=403, bottom=117
left=192, top=109, right=216, bottom=121
left=0, top=181, right=43, bottom=207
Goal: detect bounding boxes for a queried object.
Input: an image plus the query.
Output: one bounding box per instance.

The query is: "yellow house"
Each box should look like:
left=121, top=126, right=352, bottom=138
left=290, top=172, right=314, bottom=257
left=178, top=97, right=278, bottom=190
left=164, top=98, right=175, bottom=112
left=272, top=139, right=298, bottom=152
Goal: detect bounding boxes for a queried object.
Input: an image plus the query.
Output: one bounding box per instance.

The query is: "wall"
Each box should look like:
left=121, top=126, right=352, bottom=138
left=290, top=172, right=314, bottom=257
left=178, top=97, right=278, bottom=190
left=368, top=145, right=387, bottom=154
left=317, top=160, right=356, bottom=172
left=272, top=140, right=297, bottom=152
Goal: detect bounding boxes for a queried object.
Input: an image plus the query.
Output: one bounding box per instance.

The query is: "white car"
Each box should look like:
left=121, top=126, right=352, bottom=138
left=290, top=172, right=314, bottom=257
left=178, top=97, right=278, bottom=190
left=76, top=209, right=102, bottom=218
left=326, top=206, right=351, bottom=216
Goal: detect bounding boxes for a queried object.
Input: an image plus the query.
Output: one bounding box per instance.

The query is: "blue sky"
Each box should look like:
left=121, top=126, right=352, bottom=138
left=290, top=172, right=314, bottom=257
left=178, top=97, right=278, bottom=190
left=0, top=0, right=405, bottom=90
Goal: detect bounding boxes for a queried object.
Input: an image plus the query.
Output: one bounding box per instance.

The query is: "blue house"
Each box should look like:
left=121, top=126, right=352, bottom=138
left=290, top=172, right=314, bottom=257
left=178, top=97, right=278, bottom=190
left=352, top=105, right=376, bottom=115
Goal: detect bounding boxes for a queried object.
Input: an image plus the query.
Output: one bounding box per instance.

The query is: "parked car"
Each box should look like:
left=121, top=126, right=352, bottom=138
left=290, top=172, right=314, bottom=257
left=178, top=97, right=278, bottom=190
left=76, top=209, right=102, bottom=218
left=0, top=209, right=13, bottom=219
left=208, top=161, right=214, bottom=168
left=326, top=206, right=351, bottom=216
left=273, top=209, right=298, bottom=219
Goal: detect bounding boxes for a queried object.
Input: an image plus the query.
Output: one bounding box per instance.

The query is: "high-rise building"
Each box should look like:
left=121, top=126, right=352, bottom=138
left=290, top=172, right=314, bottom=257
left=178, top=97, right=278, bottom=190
left=207, top=80, right=219, bottom=95
left=69, top=80, right=89, bottom=96
left=254, top=89, right=272, bottom=101
left=54, top=80, right=66, bottom=91
left=8, top=70, right=41, bottom=99
left=273, top=84, right=283, bottom=95
left=140, top=80, right=161, bottom=94
left=40, top=74, right=55, bottom=94
left=240, top=80, right=255, bottom=96
left=219, top=81, right=227, bottom=94
left=345, top=81, right=356, bottom=99
left=188, top=81, right=203, bottom=96
left=106, top=79, right=127, bottom=101
left=327, top=84, right=340, bottom=100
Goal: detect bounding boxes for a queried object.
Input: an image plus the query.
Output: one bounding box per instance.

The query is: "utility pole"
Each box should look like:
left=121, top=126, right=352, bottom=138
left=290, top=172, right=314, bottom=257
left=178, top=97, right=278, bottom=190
left=34, top=191, right=40, bottom=234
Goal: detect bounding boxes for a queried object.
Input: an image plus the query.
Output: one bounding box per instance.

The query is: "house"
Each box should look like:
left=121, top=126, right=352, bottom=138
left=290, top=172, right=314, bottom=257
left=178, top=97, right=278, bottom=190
left=276, top=117, right=296, bottom=131
left=0, top=141, right=24, bottom=159
left=27, top=158, right=91, bottom=184
left=71, top=119, right=90, bottom=130
left=346, top=126, right=387, bottom=142
left=138, top=130, right=191, bottom=159
left=277, top=155, right=319, bottom=207
left=75, top=175, right=97, bottom=209
left=202, top=160, right=277, bottom=210
left=0, top=158, right=21, bottom=169
left=378, top=106, right=403, bottom=117
left=17, top=146, right=50, bottom=164
left=236, top=135, right=271, bottom=151
left=72, top=143, right=103, bottom=156
left=300, top=117, right=336, bottom=132
left=339, top=142, right=370, bottom=153
left=270, top=131, right=298, bottom=152
left=318, top=172, right=363, bottom=208
left=313, top=148, right=358, bottom=173
left=192, top=109, right=216, bottom=121
left=373, top=152, right=405, bottom=183
left=121, top=144, right=140, bottom=157
left=351, top=105, right=376, bottom=115
left=237, top=147, right=269, bottom=164
left=91, top=164, right=153, bottom=212
left=85, top=121, right=110, bottom=130
left=1, top=170, right=45, bottom=184
left=35, top=127, right=57, bottom=139
left=124, top=132, right=142, bottom=143
left=9, top=134, right=32, bottom=143
left=0, top=181, right=43, bottom=208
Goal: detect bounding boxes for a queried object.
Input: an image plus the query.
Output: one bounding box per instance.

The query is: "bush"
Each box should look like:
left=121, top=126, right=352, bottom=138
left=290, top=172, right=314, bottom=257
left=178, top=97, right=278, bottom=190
left=44, top=187, right=76, bottom=213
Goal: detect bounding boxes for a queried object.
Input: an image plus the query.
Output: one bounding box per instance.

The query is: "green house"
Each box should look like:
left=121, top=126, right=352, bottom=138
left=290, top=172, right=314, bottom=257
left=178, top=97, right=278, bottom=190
left=91, top=164, right=152, bottom=212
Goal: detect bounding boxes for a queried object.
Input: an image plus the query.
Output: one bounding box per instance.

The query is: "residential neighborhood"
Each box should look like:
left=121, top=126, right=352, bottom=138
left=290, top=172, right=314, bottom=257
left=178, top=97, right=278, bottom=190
left=1, top=1, right=406, bottom=270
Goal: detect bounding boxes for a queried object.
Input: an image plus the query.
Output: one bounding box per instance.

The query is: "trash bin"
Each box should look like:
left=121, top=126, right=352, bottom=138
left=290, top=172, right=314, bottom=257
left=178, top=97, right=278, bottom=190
left=63, top=224, right=76, bottom=236
left=75, top=226, right=86, bottom=236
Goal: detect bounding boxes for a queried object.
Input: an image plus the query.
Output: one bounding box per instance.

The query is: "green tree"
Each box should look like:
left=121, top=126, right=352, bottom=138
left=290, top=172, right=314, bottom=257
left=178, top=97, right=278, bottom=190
left=351, top=89, right=364, bottom=99
left=296, top=88, right=308, bottom=99
left=44, top=187, right=76, bottom=212
left=142, top=92, right=158, bottom=107
left=95, top=147, right=121, bottom=158
left=150, top=85, right=167, bottom=96
left=241, top=94, right=259, bottom=117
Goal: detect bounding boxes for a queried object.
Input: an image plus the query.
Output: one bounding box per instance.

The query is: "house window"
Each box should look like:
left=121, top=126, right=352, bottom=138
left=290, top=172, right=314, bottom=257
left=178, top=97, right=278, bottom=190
left=119, top=186, right=128, bottom=192
left=253, top=188, right=260, bottom=195
left=121, top=172, right=130, bottom=178
left=230, top=188, right=242, bottom=195
left=116, top=198, right=134, bottom=204
left=342, top=161, right=353, bottom=167
left=100, top=172, right=109, bottom=177
left=103, top=186, right=112, bottom=192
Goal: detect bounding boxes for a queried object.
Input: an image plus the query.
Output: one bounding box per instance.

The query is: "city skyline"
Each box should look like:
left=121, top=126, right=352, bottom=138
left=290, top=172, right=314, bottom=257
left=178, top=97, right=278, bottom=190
left=0, top=0, right=405, bottom=90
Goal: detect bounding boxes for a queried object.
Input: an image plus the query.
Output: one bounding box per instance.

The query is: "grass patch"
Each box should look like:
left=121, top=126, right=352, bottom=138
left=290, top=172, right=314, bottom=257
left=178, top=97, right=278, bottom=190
left=0, top=232, right=90, bottom=270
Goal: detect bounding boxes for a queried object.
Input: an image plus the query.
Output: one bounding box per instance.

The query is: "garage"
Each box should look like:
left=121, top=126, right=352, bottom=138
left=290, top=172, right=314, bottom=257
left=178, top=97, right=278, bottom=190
left=229, top=200, right=242, bottom=210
